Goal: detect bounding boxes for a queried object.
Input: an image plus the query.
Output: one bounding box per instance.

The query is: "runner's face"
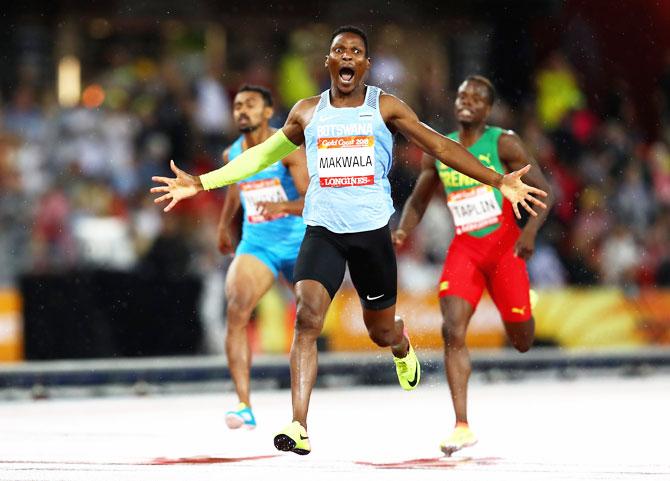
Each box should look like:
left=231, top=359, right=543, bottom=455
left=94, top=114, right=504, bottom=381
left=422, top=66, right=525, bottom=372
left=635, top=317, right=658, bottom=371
left=233, top=91, right=272, bottom=133
left=455, top=81, right=491, bottom=126
left=326, top=32, right=370, bottom=94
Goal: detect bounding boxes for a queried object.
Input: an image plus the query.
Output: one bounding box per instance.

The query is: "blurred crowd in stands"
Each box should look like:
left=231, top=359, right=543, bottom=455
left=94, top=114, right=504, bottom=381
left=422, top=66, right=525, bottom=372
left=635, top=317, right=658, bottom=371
left=1, top=23, right=669, bottom=293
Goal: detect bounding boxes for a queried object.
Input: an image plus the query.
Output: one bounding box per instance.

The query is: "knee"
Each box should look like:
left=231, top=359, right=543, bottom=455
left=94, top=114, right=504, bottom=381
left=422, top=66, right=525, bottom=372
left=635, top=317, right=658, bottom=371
left=441, top=317, right=467, bottom=349
left=226, top=297, right=253, bottom=328
left=368, top=326, right=396, bottom=348
left=505, top=319, right=534, bottom=353
left=295, top=300, right=323, bottom=337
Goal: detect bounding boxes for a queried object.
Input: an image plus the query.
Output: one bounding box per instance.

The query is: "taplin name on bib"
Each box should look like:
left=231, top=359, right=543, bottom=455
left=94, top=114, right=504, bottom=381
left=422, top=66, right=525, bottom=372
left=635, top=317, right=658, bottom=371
left=239, top=177, right=289, bottom=223
left=317, top=135, right=375, bottom=188
left=447, top=185, right=502, bottom=234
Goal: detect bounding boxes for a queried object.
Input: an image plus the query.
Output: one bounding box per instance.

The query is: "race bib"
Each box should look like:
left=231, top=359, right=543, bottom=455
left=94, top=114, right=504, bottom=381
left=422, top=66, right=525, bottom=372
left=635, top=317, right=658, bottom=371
left=239, top=178, right=288, bottom=224
left=447, top=185, right=502, bottom=234
left=317, top=135, right=375, bottom=187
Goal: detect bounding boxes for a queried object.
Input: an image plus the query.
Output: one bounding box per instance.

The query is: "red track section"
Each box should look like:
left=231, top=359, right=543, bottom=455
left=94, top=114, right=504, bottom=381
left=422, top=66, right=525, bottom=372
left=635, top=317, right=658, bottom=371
left=150, top=455, right=280, bottom=465
left=356, top=456, right=502, bottom=470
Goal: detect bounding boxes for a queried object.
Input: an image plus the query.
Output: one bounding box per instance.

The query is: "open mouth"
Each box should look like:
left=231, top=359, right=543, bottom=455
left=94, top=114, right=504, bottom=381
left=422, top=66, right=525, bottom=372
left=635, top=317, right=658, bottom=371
left=339, top=67, right=355, bottom=82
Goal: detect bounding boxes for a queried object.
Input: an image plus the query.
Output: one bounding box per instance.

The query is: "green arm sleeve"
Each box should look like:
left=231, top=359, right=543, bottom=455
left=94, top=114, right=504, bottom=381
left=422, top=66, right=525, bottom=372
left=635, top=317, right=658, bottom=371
left=199, top=129, right=299, bottom=190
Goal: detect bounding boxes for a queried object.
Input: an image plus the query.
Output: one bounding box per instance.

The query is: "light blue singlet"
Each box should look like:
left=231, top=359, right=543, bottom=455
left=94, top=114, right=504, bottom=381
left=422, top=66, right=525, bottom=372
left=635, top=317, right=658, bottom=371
left=302, top=86, right=395, bottom=233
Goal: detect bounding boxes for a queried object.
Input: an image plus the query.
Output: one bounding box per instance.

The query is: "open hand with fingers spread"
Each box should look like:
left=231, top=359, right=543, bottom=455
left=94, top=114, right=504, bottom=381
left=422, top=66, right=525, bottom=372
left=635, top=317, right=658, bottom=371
left=499, top=164, right=548, bottom=219
left=151, top=160, right=204, bottom=212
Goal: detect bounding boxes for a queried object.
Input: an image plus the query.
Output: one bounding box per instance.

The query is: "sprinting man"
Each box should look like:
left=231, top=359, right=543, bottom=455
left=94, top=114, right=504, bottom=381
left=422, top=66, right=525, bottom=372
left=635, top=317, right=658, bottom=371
left=151, top=27, right=547, bottom=455
left=216, top=85, right=308, bottom=430
left=393, top=75, right=554, bottom=456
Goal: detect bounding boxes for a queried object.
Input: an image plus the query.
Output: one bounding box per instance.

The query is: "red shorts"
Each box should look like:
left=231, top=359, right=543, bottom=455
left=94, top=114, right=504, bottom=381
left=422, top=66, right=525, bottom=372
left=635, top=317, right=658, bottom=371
left=438, top=207, right=531, bottom=322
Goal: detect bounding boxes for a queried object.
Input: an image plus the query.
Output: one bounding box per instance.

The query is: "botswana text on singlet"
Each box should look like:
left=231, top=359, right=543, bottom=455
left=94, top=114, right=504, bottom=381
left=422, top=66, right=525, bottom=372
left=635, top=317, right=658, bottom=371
left=316, top=122, right=375, bottom=188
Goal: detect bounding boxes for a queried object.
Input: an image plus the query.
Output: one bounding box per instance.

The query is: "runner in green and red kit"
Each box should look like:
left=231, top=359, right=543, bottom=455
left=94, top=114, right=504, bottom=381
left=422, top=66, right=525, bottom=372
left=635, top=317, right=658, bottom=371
left=394, top=75, right=554, bottom=456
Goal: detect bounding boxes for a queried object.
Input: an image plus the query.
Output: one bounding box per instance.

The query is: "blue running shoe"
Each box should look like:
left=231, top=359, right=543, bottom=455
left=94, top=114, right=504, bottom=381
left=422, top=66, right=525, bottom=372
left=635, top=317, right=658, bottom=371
left=225, top=402, right=256, bottom=430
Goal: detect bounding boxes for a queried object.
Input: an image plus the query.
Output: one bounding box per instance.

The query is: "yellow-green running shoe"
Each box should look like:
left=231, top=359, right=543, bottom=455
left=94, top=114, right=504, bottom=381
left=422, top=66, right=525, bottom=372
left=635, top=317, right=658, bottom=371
left=393, top=342, right=420, bottom=391
left=273, top=421, right=311, bottom=455
left=440, top=423, right=478, bottom=456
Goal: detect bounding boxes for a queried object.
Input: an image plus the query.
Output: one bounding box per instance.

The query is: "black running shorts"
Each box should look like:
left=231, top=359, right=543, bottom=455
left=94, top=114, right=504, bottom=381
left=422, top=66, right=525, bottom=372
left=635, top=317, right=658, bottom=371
left=293, top=224, right=397, bottom=310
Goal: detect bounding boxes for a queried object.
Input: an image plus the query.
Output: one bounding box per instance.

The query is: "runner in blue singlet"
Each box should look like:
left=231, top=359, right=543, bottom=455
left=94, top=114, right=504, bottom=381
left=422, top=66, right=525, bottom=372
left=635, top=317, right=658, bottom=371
left=216, top=85, right=307, bottom=430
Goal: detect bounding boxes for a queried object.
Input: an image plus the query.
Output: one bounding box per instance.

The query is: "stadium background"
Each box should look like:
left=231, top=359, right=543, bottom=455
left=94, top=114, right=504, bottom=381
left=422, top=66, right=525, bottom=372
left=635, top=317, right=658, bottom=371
left=0, top=0, right=669, bottom=379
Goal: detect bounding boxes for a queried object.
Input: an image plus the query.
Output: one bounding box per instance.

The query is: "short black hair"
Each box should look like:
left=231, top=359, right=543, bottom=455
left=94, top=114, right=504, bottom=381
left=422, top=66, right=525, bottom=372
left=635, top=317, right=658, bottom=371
left=464, top=75, right=496, bottom=105
left=237, top=84, right=273, bottom=107
left=330, top=25, right=369, bottom=56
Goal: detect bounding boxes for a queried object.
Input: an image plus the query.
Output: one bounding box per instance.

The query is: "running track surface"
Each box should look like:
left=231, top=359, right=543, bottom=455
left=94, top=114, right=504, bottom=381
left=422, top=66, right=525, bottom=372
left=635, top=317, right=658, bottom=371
left=1, top=374, right=668, bottom=480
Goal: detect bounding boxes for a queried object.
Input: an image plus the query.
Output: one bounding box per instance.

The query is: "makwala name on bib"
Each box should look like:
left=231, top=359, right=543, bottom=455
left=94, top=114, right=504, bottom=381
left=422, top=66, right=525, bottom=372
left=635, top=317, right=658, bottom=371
left=316, top=122, right=375, bottom=188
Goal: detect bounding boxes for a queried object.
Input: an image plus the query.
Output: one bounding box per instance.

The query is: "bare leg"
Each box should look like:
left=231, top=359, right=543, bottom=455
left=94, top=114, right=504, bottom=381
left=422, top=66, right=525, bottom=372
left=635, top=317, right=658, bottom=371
left=290, top=280, right=331, bottom=429
left=362, top=304, right=409, bottom=357
left=440, top=296, right=475, bottom=424
left=225, top=254, right=274, bottom=406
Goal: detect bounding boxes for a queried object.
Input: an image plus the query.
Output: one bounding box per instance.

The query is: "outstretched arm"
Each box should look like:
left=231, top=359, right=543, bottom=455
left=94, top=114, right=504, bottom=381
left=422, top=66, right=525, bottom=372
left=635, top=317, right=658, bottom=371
left=380, top=93, right=547, bottom=218
left=393, top=154, right=441, bottom=247
left=499, top=131, right=555, bottom=259
left=151, top=98, right=316, bottom=212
